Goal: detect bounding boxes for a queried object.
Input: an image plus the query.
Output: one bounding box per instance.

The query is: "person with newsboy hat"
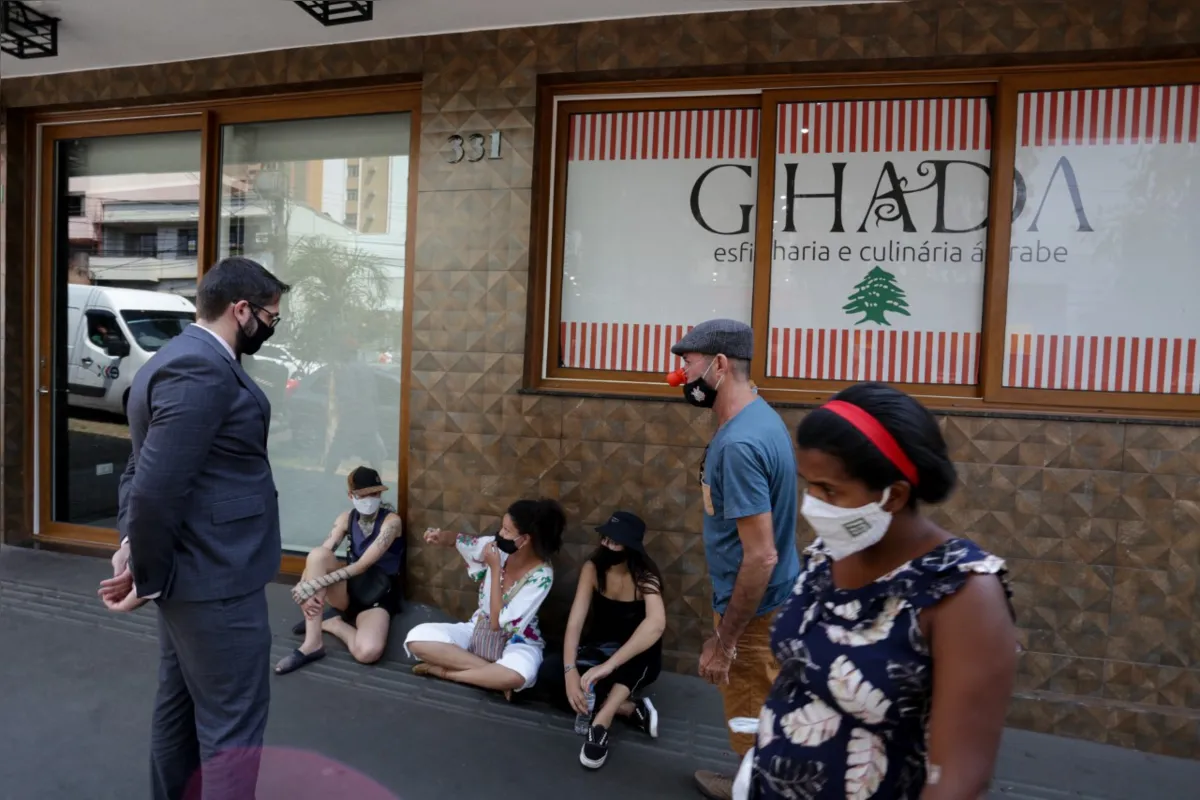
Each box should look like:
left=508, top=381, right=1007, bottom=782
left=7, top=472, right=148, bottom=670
left=668, top=319, right=801, bottom=800
left=276, top=466, right=405, bottom=675
left=538, top=510, right=667, bottom=771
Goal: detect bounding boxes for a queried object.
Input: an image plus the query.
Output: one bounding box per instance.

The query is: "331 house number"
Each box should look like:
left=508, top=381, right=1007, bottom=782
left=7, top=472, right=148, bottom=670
left=446, top=131, right=503, bottom=163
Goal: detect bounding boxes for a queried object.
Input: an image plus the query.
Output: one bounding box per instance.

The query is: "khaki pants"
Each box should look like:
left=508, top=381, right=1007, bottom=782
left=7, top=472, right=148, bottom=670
left=715, top=611, right=779, bottom=756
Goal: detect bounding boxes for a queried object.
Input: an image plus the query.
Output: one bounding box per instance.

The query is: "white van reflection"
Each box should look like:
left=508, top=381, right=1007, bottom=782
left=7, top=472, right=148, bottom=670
left=66, top=284, right=196, bottom=417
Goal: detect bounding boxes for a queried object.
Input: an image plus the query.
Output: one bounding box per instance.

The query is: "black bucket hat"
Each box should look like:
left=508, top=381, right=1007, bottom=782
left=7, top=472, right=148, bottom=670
left=596, top=511, right=647, bottom=554
left=347, top=466, right=387, bottom=494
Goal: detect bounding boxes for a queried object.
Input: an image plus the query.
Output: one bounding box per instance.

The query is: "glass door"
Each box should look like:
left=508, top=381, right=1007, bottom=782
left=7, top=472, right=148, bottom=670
left=217, top=112, right=411, bottom=552
left=31, top=91, right=418, bottom=561
left=37, top=124, right=203, bottom=540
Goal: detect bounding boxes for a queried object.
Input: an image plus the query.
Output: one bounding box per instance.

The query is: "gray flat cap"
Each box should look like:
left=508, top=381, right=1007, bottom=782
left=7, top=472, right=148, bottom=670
left=670, top=318, right=754, bottom=361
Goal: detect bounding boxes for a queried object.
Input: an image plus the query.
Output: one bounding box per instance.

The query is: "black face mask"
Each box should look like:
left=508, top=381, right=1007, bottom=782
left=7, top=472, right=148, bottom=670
left=236, top=312, right=275, bottom=357
left=592, top=546, right=627, bottom=571
left=683, top=359, right=721, bottom=409
left=495, top=535, right=520, bottom=555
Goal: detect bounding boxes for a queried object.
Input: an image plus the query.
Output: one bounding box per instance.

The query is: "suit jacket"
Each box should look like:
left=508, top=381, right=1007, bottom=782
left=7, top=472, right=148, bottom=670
left=119, top=325, right=282, bottom=601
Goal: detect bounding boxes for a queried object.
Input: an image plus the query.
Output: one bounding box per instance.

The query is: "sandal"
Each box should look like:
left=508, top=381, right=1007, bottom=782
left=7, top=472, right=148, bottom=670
left=275, top=648, right=326, bottom=675
left=412, top=663, right=447, bottom=679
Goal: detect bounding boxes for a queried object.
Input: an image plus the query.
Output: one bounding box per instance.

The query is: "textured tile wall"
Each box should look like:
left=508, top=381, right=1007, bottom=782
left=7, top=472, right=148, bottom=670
left=2, top=0, right=1199, bottom=758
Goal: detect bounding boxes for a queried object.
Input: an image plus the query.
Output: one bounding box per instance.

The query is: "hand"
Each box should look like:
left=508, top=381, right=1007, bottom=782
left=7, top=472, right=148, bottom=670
left=98, top=570, right=133, bottom=605
left=580, top=661, right=614, bottom=693
left=111, top=541, right=131, bottom=577
left=302, top=595, right=324, bottom=619
left=699, top=633, right=734, bottom=685
left=565, top=670, right=590, bottom=715
left=482, top=541, right=501, bottom=571
left=100, top=586, right=149, bottom=613
left=292, top=579, right=321, bottom=603
left=423, top=527, right=456, bottom=547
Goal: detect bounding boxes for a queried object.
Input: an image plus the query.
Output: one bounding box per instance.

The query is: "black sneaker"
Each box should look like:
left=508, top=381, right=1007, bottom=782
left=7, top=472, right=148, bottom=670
left=579, top=724, right=610, bottom=770
left=631, top=697, right=659, bottom=739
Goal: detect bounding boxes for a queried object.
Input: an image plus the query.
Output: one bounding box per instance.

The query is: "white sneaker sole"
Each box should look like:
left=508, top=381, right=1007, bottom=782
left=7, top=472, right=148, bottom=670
left=643, top=698, right=659, bottom=739
left=579, top=747, right=608, bottom=769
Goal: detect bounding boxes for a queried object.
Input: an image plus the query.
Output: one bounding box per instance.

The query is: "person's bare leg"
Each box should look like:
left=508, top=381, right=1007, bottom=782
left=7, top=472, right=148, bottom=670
left=298, top=548, right=348, bottom=656
left=441, top=664, right=525, bottom=693
left=323, top=608, right=389, bottom=664
left=594, top=684, right=632, bottom=730
left=407, top=642, right=492, bottom=672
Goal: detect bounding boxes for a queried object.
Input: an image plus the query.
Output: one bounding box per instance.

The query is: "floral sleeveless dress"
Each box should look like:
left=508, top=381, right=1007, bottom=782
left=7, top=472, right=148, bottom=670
left=750, top=537, right=1010, bottom=800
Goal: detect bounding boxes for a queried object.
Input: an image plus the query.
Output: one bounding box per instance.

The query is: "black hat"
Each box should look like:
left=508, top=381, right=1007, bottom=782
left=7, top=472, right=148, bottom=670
left=347, top=466, right=387, bottom=494
left=596, top=511, right=647, bottom=554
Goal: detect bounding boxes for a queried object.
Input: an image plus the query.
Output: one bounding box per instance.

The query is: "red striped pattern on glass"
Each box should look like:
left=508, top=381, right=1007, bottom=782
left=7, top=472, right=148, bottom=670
left=770, top=328, right=980, bottom=385
left=776, top=98, right=992, bottom=155
left=559, top=322, right=694, bottom=372
left=1018, top=85, right=1200, bottom=148
left=1004, top=334, right=1200, bottom=395
left=566, top=109, right=760, bottom=162
left=559, top=322, right=981, bottom=386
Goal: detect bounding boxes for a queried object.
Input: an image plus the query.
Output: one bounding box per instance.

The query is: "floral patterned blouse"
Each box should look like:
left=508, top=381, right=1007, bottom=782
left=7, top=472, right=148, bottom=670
left=456, top=534, right=554, bottom=649
left=751, top=537, right=1011, bottom=800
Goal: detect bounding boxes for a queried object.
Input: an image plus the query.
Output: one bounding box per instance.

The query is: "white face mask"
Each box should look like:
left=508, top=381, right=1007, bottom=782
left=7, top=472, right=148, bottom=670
left=801, top=488, right=893, bottom=561
left=352, top=495, right=382, bottom=516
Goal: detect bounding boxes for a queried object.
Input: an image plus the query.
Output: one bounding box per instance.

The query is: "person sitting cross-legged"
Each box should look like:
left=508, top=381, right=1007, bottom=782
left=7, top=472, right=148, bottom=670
left=406, top=498, right=564, bottom=699
left=275, top=466, right=405, bottom=675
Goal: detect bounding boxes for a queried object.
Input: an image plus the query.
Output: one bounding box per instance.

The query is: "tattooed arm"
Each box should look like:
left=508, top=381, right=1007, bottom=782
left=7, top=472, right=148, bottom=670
left=294, top=513, right=403, bottom=599
left=320, top=512, right=351, bottom=553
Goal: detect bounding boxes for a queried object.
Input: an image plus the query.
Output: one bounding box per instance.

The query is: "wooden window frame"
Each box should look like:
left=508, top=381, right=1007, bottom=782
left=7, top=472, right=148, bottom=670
left=527, top=61, right=1200, bottom=420
left=26, top=84, right=422, bottom=569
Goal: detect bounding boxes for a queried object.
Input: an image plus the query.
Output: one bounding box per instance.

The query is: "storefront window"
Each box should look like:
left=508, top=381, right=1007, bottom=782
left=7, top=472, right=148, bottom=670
left=1003, top=85, right=1200, bottom=395
left=768, top=97, right=992, bottom=385
left=49, top=130, right=202, bottom=527
left=218, top=113, right=410, bottom=551
left=557, top=105, right=759, bottom=372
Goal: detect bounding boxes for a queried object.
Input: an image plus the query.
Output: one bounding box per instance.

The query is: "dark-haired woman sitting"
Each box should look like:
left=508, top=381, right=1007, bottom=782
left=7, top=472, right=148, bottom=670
left=406, top=499, right=564, bottom=698
left=539, top=511, right=666, bottom=770
left=747, top=382, right=1016, bottom=800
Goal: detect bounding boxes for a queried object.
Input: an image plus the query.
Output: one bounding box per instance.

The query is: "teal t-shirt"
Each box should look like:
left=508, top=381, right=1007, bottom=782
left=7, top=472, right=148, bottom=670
left=702, top=397, right=801, bottom=617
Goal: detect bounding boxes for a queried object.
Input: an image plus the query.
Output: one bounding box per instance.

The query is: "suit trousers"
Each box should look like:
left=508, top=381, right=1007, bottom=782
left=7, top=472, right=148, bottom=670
left=150, top=590, right=271, bottom=800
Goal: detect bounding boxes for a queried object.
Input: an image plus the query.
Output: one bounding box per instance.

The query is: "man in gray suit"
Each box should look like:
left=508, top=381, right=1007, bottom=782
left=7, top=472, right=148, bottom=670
left=99, top=256, right=290, bottom=800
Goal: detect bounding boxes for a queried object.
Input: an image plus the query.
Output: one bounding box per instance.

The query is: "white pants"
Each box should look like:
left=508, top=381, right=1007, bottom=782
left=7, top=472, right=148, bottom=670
left=404, top=621, right=543, bottom=691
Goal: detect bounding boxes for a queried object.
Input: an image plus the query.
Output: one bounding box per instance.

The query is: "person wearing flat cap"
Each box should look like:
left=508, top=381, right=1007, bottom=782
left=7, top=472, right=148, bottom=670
left=669, top=319, right=801, bottom=800
left=538, top=510, right=667, bottom=771
left=275, top=466, right=405, bottom=675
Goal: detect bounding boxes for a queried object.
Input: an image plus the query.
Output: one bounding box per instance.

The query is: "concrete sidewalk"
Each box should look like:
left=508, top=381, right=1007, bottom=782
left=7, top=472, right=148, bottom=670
left=1, top=545, right=1196, bottom=800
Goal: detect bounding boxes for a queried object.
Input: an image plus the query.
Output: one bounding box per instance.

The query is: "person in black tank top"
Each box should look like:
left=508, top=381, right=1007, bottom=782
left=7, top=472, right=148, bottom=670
left=539, top=511, right=667, bottom=771
left=275, top=466, right=406, bottom=675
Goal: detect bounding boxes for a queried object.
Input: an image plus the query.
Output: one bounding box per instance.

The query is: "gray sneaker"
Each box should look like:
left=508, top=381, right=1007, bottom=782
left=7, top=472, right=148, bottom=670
left=694, top=770, right=734, bottom=800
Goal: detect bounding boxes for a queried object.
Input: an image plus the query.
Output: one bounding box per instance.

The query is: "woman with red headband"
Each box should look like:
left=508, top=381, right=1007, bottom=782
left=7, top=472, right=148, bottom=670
left=744, top=382, right=1016, bottom=800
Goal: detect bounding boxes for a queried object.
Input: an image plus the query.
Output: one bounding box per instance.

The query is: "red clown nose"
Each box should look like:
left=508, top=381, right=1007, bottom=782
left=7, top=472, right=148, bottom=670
left=666, top=367, right=687, bottom=387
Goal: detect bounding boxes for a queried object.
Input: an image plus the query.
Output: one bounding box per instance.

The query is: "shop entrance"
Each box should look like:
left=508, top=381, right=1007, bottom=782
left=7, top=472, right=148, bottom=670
left=31, top=92, right=417, bottom=559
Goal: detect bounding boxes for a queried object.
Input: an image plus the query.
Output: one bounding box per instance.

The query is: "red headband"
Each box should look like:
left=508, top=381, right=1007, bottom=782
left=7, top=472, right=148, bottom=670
left=821, top=400, right=919, bottom=486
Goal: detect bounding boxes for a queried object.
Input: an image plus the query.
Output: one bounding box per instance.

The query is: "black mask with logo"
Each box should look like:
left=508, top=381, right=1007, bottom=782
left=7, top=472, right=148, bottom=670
left=236, top=310, right=275, bottom=357
left=592, top=545, right=628, bottom=572
left=683, top=358, right=722, bottom=409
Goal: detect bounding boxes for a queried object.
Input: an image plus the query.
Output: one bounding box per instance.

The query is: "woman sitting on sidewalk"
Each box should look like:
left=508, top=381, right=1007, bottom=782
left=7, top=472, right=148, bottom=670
left=406, top=498, right=564, bottom=699
left=539, top=511, right=666, bottom=771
